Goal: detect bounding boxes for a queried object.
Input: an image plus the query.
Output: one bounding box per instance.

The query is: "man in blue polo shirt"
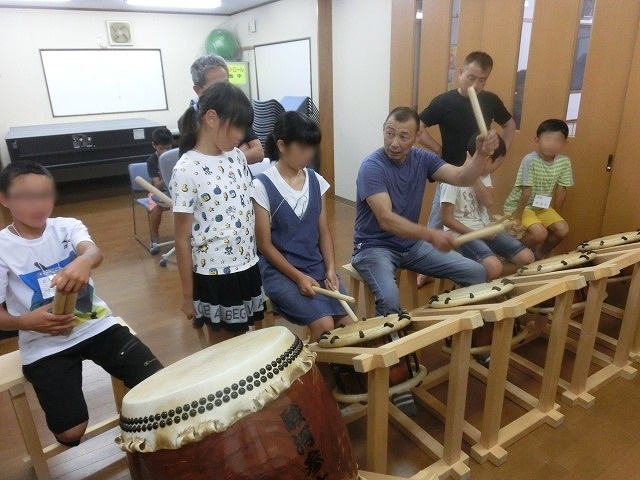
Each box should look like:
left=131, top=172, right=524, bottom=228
left=352, top=107, right=498, bottom=316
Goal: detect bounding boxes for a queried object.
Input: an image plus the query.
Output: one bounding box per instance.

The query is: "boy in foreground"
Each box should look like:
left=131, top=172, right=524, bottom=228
left=0, top=162, right=162, bottom=446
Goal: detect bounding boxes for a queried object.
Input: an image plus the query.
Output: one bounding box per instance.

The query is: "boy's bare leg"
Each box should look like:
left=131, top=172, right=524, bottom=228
left=522, top=223, right=547, bottom=259
left=56, top=420, right=88, bottom=446
left=512, top=248, right=536, bottom=267
left=480, top=255, right=503, bottom=280
left=149, top=206, right=163, bottom=242
left=416, top=274, right=434, bottom=288
left=539, top=220, right=569, bottom=257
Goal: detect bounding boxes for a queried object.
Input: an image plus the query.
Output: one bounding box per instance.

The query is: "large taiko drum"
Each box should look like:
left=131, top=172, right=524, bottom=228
left=516, top=251, right=597, bottom=314
left=317, top=313, right=427, bottom=404
left=577, top=229, right=640, bottom=251
left=116, top=327, right=358, bottom=480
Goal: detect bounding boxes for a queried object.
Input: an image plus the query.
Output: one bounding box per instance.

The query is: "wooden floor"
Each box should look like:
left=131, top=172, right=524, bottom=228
left=1, top=179, right=640, bottom=479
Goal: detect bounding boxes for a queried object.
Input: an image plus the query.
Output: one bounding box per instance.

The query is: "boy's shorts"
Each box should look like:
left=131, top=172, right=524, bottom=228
left=22, top=324, right=163, bottom=435
left=521, top=207, right=565, bottom=229
left=459, top=232, right=528, bottom=263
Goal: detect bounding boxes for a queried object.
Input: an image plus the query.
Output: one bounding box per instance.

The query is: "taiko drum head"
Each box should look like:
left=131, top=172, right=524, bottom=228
left=117, top=326, right=314, bottom=453
left=427, top=278, right=516, bottom=308
left=317, top=312, right=411, bottom=349
left=577, top=230, right=640, bottom=251
left=517, top=251, right=597, bottom=276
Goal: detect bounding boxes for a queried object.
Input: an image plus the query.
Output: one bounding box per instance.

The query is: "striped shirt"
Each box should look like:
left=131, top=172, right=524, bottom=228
left=504, top=151, right=573, bottom=213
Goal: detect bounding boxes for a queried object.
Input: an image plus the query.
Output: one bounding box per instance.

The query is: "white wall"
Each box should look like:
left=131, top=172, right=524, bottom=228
left=0, top=0, right=388, bottom=203
left=229, top=0, right=319, bottom=105
left=332, top=0, right=392, bottom=201
left=0, top=8, right=226, bottom=164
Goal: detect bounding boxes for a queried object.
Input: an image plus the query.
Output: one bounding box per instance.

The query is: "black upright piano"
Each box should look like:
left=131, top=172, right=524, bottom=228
left=5, top=118, right=165, bottom=182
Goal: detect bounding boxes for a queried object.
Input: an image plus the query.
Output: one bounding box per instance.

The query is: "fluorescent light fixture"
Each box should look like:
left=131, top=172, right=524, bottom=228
left=125, top=0, right=221, bottom=8
left=11, top=0, right=71, bottom=2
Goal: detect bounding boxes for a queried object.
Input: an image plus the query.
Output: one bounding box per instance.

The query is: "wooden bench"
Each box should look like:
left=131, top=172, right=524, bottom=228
left=1, top=316, right=134, bottom=480
left=341, top=263, right=420, bottom=318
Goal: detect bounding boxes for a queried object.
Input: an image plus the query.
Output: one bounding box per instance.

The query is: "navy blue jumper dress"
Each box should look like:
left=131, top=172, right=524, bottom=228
left=257, top=169, right=348, bottom=325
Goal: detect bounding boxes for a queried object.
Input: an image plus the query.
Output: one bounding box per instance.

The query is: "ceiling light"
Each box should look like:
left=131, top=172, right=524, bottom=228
left=125, top=0, right=221, bottom=9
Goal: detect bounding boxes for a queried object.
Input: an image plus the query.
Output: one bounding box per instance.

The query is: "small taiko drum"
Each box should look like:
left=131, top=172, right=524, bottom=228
left=516, top=251, right=597, bottom=276
left=577, top=229, right=640, bottom=251
left=426, top=278, right=525, bottom=355
left=427, top=278, right=516, bottom=308
left=516, top=251, right=597, bottom=314
left=117, top=327, right=358, bottom=480
left=318, top=313, right=427, bottom=404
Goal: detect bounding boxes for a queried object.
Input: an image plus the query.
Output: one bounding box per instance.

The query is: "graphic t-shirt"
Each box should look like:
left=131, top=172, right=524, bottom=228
left=0, top=218, right=117, bottom=365
left=440, top=175, right=493, bottom=235
left=172, top=148, right=258, bottom=275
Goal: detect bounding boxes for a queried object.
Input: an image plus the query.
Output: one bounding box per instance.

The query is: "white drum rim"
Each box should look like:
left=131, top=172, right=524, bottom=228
left=577, top=230, right=640, bottom=251
left=517, top=251, right=597, bottom=276
left=116, top=326, right=315, bottom=453
left=317, top=312, right=411, bottom=349
left=427, top=278, right=516, bottom=308
left=332, top=364, right=428, bottom=404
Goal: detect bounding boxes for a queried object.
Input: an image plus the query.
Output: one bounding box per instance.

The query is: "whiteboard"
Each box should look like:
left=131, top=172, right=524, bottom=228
left=40, top=49, right=168, bottom=117
left=254, top=39, right=311, bottom=101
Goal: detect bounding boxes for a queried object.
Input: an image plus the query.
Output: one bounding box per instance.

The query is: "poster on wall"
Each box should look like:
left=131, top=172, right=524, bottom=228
left=227, top=62, right=250, bottom=97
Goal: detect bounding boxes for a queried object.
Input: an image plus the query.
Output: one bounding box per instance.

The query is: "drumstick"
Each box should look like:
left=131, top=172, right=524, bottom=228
left=467, top=86, right=487, bottom=137
left=311, top=286, right=360, bottom=322
left=51, top=291, right=68, bottom=315
left=311, top=286, right=355, bottom=304
left=454, top=223, right=506, bottom=247
left=135, top=176, right=173, bottom=206
left=338, top=299, right=359, bottom=323
left=51, top=291, right=78, bottom=315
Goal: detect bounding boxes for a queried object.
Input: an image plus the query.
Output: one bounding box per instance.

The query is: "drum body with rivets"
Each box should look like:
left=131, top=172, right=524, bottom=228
left=117, top=326, right=358, bottom=480
left=318, top=313, right=426, bottom=402
left=516, top=252, right=596, bottom=313
left=425, top=278, right=520, bottom=353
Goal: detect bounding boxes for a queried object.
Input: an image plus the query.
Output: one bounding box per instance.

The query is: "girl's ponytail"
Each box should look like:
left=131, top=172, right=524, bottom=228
left=264, top=133, right=279, bottom=161
left=179, top=103, right=199, bottom=156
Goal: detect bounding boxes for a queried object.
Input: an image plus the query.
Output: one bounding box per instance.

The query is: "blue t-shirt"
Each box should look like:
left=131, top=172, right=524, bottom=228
left=354, top=147, right=446, bottom=252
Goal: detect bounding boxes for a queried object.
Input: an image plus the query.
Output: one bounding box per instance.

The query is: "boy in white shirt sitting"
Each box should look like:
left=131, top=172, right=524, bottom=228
left=440, top=135, right=534, bottom=279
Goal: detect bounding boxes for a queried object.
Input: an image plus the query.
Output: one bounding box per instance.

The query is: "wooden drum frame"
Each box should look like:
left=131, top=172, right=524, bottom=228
left=311, top=312, right=483, bottom=480
left=411, top=275, right=586, bottom=466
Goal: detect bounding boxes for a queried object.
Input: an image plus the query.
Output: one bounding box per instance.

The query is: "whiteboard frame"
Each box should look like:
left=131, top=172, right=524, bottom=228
left=39, top=48, right=168, bottom=117
left=254, top=38, right=312, bottom=101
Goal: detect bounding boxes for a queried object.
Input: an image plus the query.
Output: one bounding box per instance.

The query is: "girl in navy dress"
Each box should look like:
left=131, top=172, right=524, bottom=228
left=252, top=112, right=352, bottom=342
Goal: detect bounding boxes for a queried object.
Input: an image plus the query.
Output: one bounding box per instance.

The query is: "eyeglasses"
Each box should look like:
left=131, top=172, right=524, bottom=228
left=7, top=192, right=57, bottom=203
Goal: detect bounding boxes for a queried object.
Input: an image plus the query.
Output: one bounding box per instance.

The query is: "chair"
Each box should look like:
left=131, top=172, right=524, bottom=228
left=128, top=162, right=172, bottom=255
left=251, top=99, right=285, bottom=150
left=157, top=148, right=180, bottom=266
left=2, top=317, right=134, bottom=479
